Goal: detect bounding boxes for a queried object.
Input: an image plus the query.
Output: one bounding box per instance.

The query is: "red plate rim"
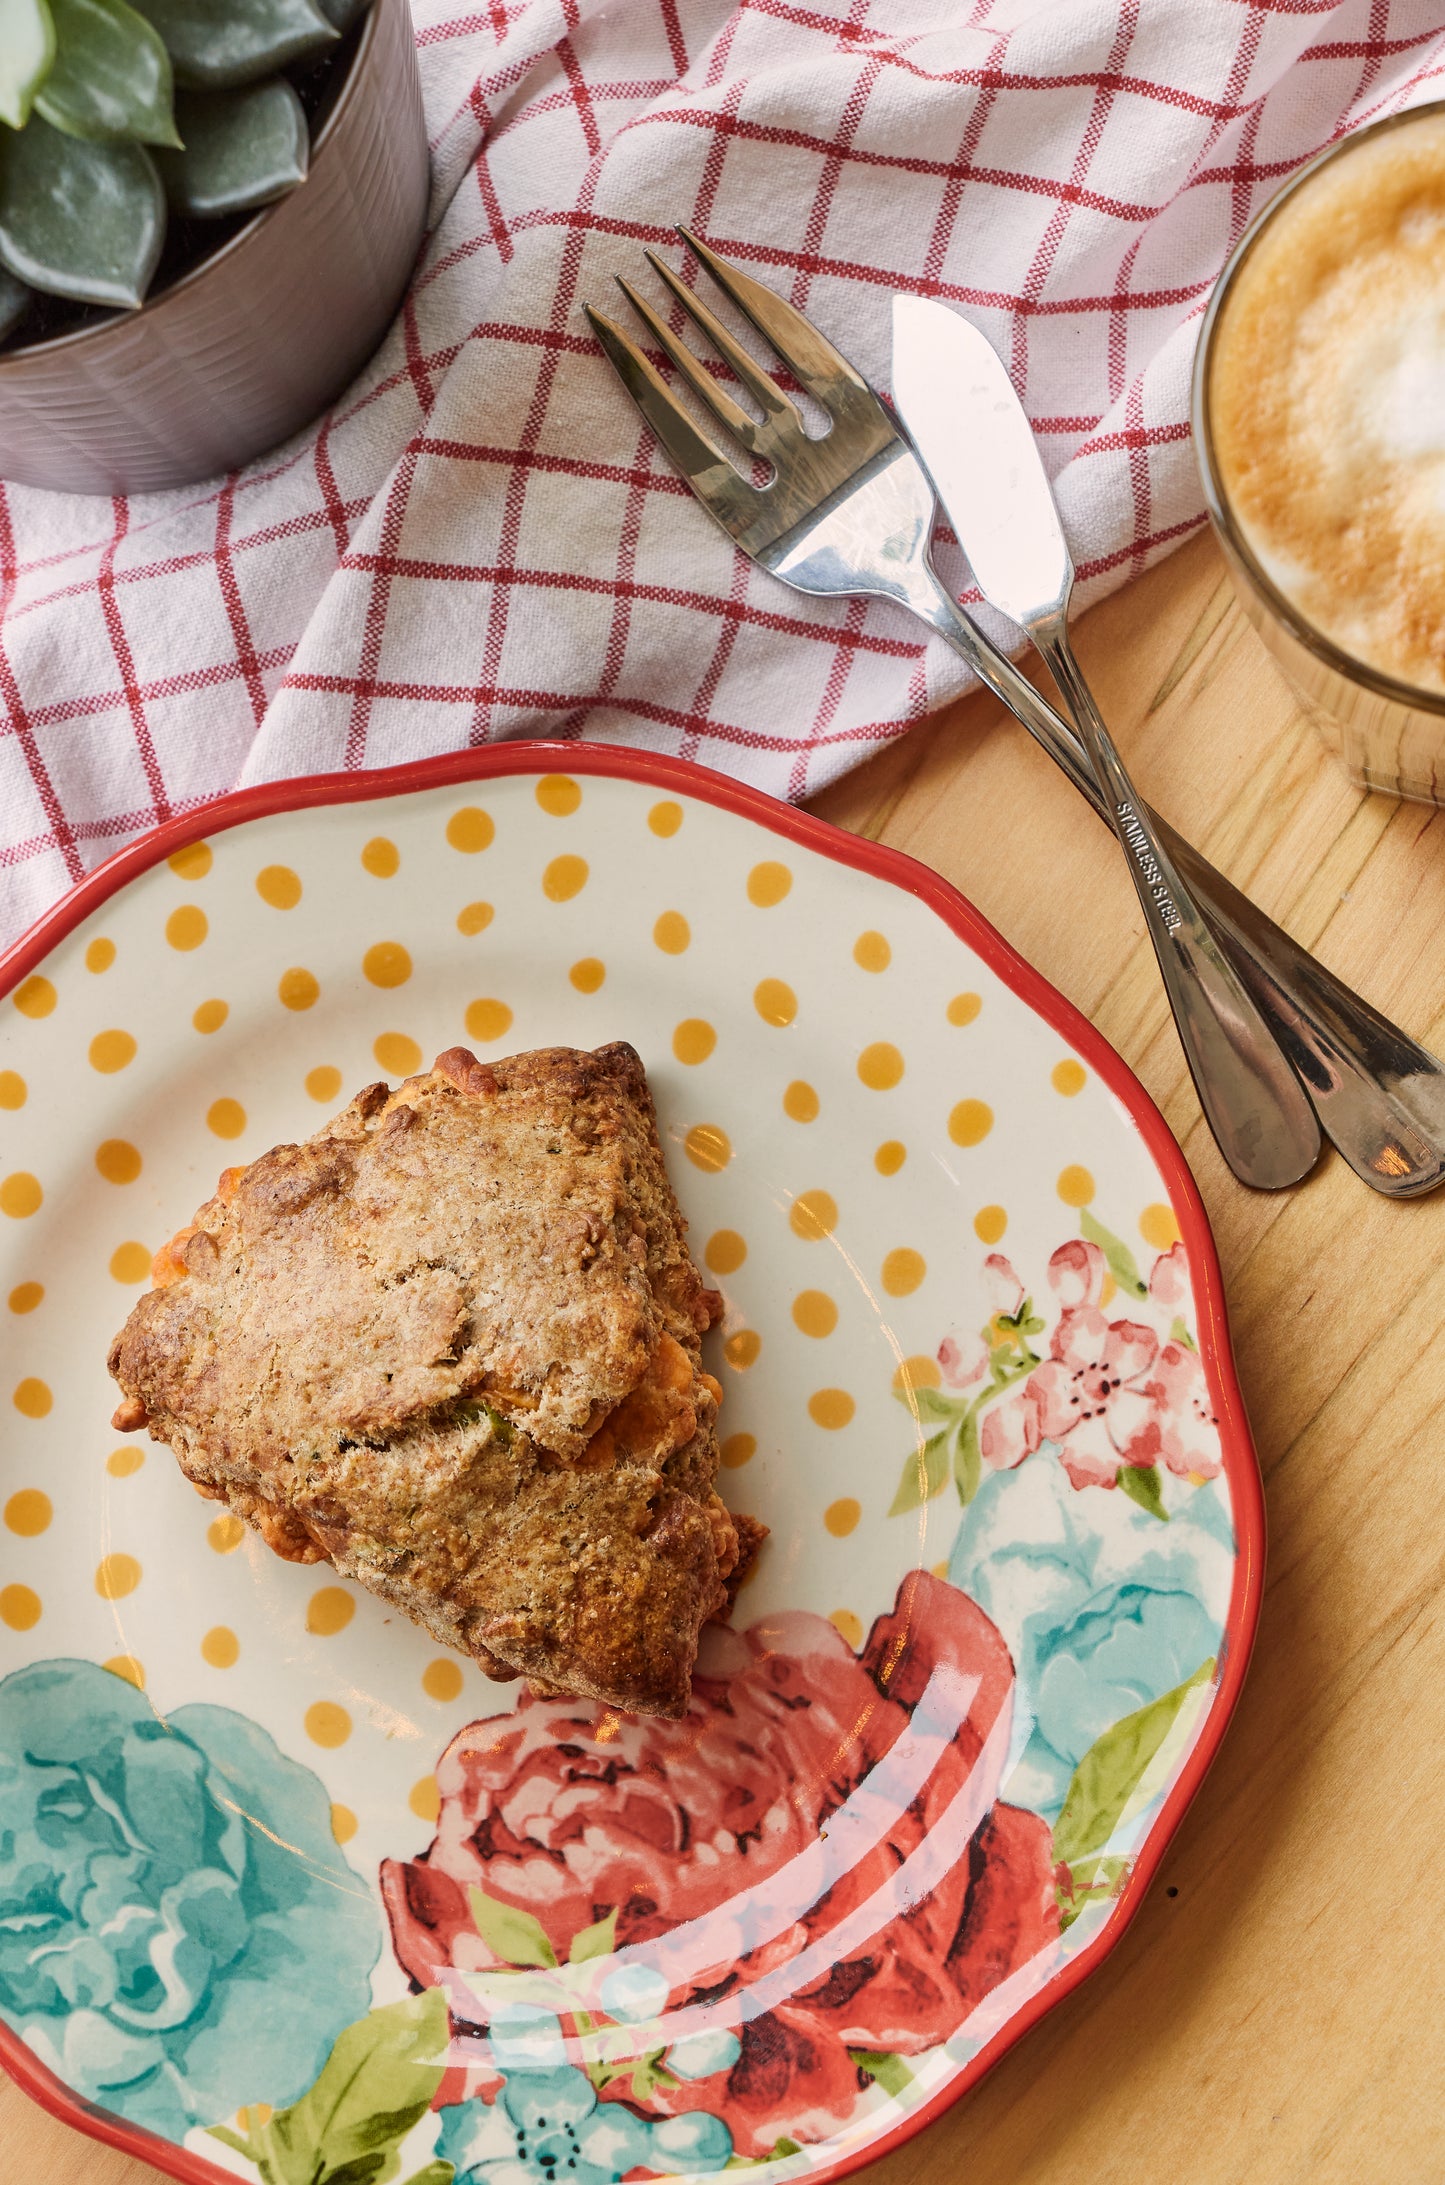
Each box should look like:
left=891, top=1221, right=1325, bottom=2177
left=0, top=739, right=1265, bottom=2185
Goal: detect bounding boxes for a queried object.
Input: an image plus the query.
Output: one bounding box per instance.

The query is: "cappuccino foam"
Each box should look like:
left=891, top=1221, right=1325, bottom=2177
left=1209, top=110, right=1445, bottom=696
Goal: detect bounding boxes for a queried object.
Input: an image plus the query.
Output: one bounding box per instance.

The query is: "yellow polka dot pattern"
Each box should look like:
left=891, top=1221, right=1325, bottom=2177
left=721, top=1433, right=756, bottom=1468
left=89, top=1029, right=136, bottom=1073
left=1, top=1173, right=42, bottom=1217
left=893, top=1354, right=940, bottom=1396
left=783, top=1080, right=818, bottom=1123
left=15, top=975, right=56, bottom=1018
left=458, top=901, right=494, bottom=935
left=1058, top=1165, right=1095, bottom=1207
left=0, top=1070, right=24, bottom=1108
left=853, top=931, right=890, bottom=972
left=375, top=1033, right=422, bottom=1077
left=543, top=854, right=589, bottom=902
left=881, top=1248, right=926, bottom=1296
left=724, top=1330, right=761, bottom=1370
left=465, top=998, right=513, bottom=1043
left=747, top=862, right=791, bottom=907
left=5, top=1489, right=51, bottom=1535
left=1, top=1585, right=40, bottom=1630
left=256, top=865, right=301, bottom=909
left=96, top=1553, right=141, bottom=1599
left=790, top=1190, right=837, bottom=1241
left=105, top=1655, right=144, bottom=1687
left=1141, top=1202, right=1181, bottom=1250
left=305, top=1702, right=351, bottom=1749
left=830, top=1609, right=863, bottom=1648
left=208, top=1098, right=246, bottom=1140
left=1053, top=1058, right=1087, bottom=1096
left=808, top=1389, right=855, bottom=1430
left=193, top=998, right=228, bottom=1034
left=9, top=1282, right=42, bottom=1313
left=107, top=1446, right=144, bottom=1477
left=85, top=938, right=116, bottom=973
left=947, top=992, right=982, bottom=1027
left=410, top=1775, right=441, bottom=1823
left=653, top=911, right=690, bottom=954
left=363, top=942, right=411, bottom=989
left=649, top=801, right=683, bottom=837
left=279, top=967, right=320, bottom=1011
left=825, top=1497, right=861, bottom=1537
left=201, top=1626, right=239, bottom=1668
left=684, top=1123, right=730, bottom=1171
left=793, top=1290, right=837, bottom=1338
left=168, top=842, right=212, bottom=880
left=754, top=979, right=797, bottom=1028
left=948, top=1100, right=993, bottom=1148
left=536, top=776, right=581, bottom=817
left=874, top=1141, right=906, bottom=1176
left=704, top=1230, right=747, bottom=1275
left=362, top=837, right=400, bottom=877
left=569, top=958, right=605, bottom=993
left=673, top=1019, right=716, bottom=1066
left=447, top=807, right=495, bottom=853
left=13, top=1378, right=50, bottom=1418
left=331, top=1805, right=358, bottom=1845
left=307, top=1587, right=355, bottom=1636
left=109, top=1242, right=151, bottom=1284
left=858, top=1043, right=903, bottom=1091
left=165, top=904, right=208, bottom=951
left=975, top=1205, right=1008, bottom=1244
left=307, top=1066, right=342, bottom=1102
left=208, top=1514, right=244, bottom=1554
left=96, top=1140, right=141, bottom=1183
left=423, top=1658, right=464, bottom=1703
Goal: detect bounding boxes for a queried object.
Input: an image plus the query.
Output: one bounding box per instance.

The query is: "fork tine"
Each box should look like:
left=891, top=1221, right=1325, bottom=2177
left=583, top=305, right=765, bottom=544
left=677, top=226, right=875, bottom=403
left=614, top=277, right=763, bottom=451
left=642, top=252, right=797, bottom=433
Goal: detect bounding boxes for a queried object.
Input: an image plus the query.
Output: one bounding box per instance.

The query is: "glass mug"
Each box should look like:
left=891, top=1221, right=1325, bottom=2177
left=1193, top=101, right=1445, bottom=806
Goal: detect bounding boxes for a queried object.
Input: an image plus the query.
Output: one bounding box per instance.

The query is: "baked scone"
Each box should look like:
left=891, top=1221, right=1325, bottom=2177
left=108, top=1043, right=761, bottom=1717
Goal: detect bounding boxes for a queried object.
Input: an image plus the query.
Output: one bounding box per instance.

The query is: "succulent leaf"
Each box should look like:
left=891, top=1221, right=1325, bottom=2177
left=128, top=0, right=336, bottom=90
left=158, top=80, right=307, bottom=218
left=0, top=0, right=57, bottom=130
left=316, top=0, right=370, bottom=26
left=0, top=115, right=162, bottom=306
left=35, top=0, right=179, bottom=147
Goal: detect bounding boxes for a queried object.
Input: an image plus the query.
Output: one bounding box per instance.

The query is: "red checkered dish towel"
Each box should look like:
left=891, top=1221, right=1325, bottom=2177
left=2, top=0, right=1441, bottom=945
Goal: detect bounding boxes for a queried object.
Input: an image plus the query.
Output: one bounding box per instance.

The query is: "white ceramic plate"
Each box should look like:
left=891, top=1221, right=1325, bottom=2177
left=0, top=747, right=1261, bottom=2185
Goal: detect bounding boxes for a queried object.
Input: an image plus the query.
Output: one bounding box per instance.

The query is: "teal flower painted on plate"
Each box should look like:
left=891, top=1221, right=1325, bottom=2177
left=437, top=2063, right=733, bottom=2185
left=0, top=1658, right=379, bottom=2144
left=949, top=1451, right=1233, bottom=1819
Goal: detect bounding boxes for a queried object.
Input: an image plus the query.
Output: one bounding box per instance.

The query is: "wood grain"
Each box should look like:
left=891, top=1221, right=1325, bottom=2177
left=6, top=530, right=1443, bottom=2184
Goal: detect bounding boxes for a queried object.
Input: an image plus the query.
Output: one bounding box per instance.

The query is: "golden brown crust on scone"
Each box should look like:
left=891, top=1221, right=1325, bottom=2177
left=107, top=1043, right=759, bottom=1717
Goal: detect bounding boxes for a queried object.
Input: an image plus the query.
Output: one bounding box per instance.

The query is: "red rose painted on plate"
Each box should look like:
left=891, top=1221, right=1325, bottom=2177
left=383, top=1572, right=1059, bottom=2157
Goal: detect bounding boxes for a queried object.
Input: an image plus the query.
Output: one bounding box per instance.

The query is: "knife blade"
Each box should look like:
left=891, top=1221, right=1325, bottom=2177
left=890, top=293, right=1072, bottom=630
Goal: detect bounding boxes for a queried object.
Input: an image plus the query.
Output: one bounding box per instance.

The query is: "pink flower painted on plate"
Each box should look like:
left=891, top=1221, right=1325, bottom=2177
left=381, top=1573, right=1059, bottom=2157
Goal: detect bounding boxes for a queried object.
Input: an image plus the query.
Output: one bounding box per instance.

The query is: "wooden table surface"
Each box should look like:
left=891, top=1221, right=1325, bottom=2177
left=6, top=529, right=1443, bottom=2185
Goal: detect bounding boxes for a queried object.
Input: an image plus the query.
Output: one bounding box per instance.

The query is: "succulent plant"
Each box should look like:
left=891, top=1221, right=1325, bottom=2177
left=0, top=0, right=372, bottom=336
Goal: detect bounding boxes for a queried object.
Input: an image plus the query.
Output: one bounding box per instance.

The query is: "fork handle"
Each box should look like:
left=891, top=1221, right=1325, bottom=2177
left=914, top=565, right=1445, bottom=1198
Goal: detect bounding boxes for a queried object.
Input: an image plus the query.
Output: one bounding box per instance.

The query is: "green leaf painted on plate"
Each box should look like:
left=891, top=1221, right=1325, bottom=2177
left=1169, top=1315, right=1197, bottom=1352
left=1117, top=1461, right=1169, bottom=1522
left=129, top=0, right=335, bottom=89
left=0, top=114, right=161, bottom=305
left=0, top=0, right=56, bottom=129
left=157, top=78, right=306, bottom=216
left=400, top=2167, right=455, bottom=2185
left=568, top=1906, right=619, bottom=1963
left=1051, top=1658, right=1215, bottom=1869
left=900, top=1383, right=964, bottom=1425
left=954, top=1405, right=982, bottom=1507
left=469, top=1884, right=558, bottom=1969
left=208, top=1991, right=453, bottom=2185
left=848, top=2048, right=914, bottom=2098
left=35, top=0, right=178, bottom=144
left=888, top=1425, right=951, bottom=1515
left=1056, top=1853, right=1130, bottom=1931
left=1080, top=1205, right=1148, bottom=1299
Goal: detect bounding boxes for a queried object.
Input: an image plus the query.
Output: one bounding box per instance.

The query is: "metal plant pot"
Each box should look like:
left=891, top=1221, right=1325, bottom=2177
left=0, top=0, right=429, bottom=496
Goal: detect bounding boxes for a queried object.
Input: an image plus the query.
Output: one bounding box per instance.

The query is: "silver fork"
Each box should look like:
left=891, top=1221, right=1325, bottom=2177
left=586, top=229, right=1445, bottom=1199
